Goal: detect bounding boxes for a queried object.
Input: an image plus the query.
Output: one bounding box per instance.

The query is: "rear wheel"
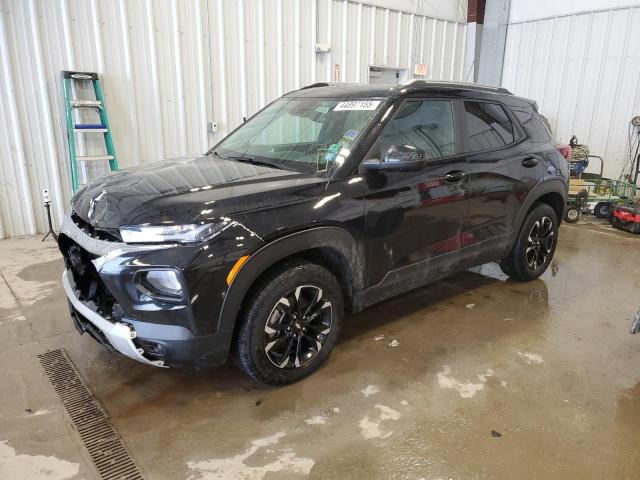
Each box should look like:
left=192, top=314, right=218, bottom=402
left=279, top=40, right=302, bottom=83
left=499, top=203, right=558, bottom=281
left=234, top=260, right=343, bottom=385
left=593, top=201, right=611, bottom=219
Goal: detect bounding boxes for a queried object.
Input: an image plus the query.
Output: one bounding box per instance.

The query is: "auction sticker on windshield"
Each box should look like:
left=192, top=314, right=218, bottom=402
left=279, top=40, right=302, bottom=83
left=334, top=100, right=381, bottom=111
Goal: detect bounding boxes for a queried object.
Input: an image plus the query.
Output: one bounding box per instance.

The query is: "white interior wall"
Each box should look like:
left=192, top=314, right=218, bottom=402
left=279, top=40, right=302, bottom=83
left=509, top=0, right=640, bottom=22
left=0, top=0, right=467, bottom=239
left=502, top=3, right=640, bottom=179
left=365, top=0, right=467, bottom=22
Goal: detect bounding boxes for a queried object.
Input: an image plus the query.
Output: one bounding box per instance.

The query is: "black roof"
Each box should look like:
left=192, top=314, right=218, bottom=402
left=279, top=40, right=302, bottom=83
left=287, top=80, right=530, bottom=107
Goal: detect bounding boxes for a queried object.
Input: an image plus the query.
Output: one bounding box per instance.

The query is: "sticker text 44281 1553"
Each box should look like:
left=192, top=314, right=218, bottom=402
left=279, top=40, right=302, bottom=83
left=333, top=100, right=381, bottom=111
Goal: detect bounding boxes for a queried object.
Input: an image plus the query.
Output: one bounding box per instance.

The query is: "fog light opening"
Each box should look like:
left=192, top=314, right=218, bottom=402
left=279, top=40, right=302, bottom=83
left=136, top=339, right=168, bottom=361
left=134, top=269, right=185, bottom=302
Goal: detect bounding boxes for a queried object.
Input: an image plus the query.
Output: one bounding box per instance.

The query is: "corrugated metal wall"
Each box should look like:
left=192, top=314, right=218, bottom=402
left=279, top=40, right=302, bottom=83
left=502, top=6, right=640, bottom=179
left=0, top=0, right=467, bottom=239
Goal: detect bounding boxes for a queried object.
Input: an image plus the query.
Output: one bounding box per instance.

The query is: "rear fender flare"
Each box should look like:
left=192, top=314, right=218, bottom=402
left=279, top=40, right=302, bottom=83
left=511, top=178, right=567, bottom=244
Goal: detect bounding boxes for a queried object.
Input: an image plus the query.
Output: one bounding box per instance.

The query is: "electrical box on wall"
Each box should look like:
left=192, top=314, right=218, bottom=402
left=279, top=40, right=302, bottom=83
left=315, top=44, right=331, bottom=53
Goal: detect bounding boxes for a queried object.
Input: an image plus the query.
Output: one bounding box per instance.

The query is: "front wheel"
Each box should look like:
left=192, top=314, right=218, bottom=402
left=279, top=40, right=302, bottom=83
left=499, top=203, right=559, bottom=281
left=233, top=260, right=343, bottom=386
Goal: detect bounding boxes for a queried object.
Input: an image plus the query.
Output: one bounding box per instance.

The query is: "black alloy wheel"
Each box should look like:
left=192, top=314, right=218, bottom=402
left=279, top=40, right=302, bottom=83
left=234, top=260, right=343, bottom=385
left=264, top=285, right=332, bottom=369
left=499, top=203, right=558, bottom=281
left=525, top=216, right=554, bottom=271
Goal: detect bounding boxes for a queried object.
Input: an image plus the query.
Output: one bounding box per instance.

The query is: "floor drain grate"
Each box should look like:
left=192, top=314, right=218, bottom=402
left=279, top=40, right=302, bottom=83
left=39, top=349, right=144, bottom=480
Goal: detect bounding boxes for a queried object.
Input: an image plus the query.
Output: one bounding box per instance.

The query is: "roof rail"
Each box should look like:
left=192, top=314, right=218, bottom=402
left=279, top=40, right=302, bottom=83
left=398, top=79, right=427, bottom=87
left=430, top=80, right=512, bottom=94
left=395, top=79, right=512, bottom=95
left=300, top=82, right=330, bottom=90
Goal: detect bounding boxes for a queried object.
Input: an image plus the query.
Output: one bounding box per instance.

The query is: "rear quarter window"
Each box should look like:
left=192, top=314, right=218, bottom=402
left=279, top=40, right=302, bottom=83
left=462, top=101, right=515, bottom=152
left=513, top=108, right=552, bottom=144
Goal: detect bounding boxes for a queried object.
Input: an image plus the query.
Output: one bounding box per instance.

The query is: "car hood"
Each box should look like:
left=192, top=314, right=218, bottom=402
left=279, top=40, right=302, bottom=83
left=71, top=155, right=325, bottom=230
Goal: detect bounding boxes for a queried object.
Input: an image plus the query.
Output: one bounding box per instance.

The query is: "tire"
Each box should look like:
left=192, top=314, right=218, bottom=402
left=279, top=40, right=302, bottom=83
left=233, top=259, right=344, bottom=386
left=593, top=202, right=611, bottom=219
left=499, top=203, right=559, bottom=282
left=564, top=206, right=580, bottom=223
left=576, top=189, right=589, bottom=204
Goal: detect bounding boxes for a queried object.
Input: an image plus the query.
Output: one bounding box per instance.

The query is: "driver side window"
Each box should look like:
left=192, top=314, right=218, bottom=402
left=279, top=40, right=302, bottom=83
left=376, top=99, right=455, bottom=160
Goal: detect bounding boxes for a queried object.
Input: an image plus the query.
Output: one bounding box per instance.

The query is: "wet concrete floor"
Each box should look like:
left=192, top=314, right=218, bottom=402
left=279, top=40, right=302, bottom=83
left=1, top=218, right=640, bottom=479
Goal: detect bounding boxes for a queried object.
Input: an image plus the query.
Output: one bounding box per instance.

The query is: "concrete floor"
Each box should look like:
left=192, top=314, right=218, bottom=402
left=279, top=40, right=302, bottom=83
left=1, top=218, right=640, bottom=480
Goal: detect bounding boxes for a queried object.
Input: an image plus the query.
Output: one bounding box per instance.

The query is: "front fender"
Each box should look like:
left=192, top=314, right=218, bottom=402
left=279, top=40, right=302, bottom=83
left=214, top=226, right=366, bottom=356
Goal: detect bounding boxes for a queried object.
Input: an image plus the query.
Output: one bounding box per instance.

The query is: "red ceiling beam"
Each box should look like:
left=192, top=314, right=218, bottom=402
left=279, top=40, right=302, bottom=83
left=468, top=0, right=486, bottom=24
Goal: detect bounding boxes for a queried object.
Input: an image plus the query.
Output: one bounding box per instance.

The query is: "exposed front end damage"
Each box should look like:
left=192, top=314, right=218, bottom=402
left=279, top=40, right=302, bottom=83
left=59, top=214, right=177, bottom=367
left=62, top=269, right=166, bottom=367
left=57, top=213, right=253, bottom=368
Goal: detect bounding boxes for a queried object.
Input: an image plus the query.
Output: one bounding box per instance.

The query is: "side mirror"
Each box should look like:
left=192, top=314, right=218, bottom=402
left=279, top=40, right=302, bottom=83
left=359, top=144, right=426, bottom=174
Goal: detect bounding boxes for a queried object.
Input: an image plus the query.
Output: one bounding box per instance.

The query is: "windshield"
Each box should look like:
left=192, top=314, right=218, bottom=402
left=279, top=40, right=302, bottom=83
left=213, top=97, right=383, bottom=174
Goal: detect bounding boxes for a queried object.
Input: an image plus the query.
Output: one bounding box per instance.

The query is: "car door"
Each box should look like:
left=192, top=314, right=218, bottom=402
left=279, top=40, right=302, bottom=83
left=461, top=100, right=547, bottom=256
left=361, top=97, right=470, bottom=300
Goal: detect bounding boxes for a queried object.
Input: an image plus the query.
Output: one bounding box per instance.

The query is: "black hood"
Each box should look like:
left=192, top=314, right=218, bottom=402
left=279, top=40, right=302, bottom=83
left=72, top=155, right=325, bottom=229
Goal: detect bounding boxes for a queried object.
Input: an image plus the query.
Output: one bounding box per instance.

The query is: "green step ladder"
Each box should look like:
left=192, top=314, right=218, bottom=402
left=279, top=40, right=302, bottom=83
left=62, top=71, right=118, bottom=192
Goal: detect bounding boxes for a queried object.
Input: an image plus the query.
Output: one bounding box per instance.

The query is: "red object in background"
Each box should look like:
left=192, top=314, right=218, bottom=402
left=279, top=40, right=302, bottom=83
left=614, top=208, right=640, bottom=223
left=556, top=144, right=572, bottom=161
left=612, top=205, right=640, bottom=234
left=468, top=0, right=486, bottom=24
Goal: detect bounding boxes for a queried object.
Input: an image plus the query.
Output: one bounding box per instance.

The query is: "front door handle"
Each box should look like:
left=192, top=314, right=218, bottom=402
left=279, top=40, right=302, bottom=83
left=522, top=157, right=539, bottom=168
left=444, top=170, right=467, bottom=183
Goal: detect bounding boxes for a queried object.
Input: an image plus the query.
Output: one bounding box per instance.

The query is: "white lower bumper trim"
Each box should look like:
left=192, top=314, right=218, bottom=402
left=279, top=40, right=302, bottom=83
left=62, top=270, right=167, bottom=368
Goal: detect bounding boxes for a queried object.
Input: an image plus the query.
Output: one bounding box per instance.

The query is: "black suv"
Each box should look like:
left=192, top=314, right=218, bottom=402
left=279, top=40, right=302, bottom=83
left=59, top=81, right=568, bottom=385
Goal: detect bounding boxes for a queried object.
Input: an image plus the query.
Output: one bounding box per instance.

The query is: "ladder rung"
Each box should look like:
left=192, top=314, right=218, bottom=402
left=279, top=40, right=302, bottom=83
left=70, top=100, right=102, bottom=108
left=75, top=123, right=107, bottom=129
left=74, top=128, right=108, bottom=133
left=63, top=71, right=98, bottom=80
left=76, top=155, right=114, bottom=162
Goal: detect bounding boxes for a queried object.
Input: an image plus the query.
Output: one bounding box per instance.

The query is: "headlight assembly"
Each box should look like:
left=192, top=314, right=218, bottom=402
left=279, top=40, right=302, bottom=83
left=119, top=223, right=223, bottom=244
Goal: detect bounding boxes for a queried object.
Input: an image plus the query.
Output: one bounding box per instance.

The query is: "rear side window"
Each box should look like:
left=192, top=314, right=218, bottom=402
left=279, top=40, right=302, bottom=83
left=375, top=99, right=455, bottom=160
left=462, top=101, right=514, bottom=152
left=513, top=108, right=552, bottom=143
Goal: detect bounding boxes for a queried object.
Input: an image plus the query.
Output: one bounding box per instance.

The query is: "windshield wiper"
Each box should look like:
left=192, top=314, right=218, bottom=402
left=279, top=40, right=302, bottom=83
left=214, top=152, right=289, bottom=171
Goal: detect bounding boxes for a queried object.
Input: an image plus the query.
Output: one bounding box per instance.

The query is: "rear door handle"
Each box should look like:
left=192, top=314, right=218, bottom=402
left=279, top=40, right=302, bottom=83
left=444, top=170, right=467, bottom=183
left=522, top=157, right=539, bottom=168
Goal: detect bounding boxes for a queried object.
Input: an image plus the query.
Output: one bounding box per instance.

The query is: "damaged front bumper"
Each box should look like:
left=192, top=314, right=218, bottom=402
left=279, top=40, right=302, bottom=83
left=57, top=213, right=235, bottom=369
left=62, top=269, right=167, bottom=367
